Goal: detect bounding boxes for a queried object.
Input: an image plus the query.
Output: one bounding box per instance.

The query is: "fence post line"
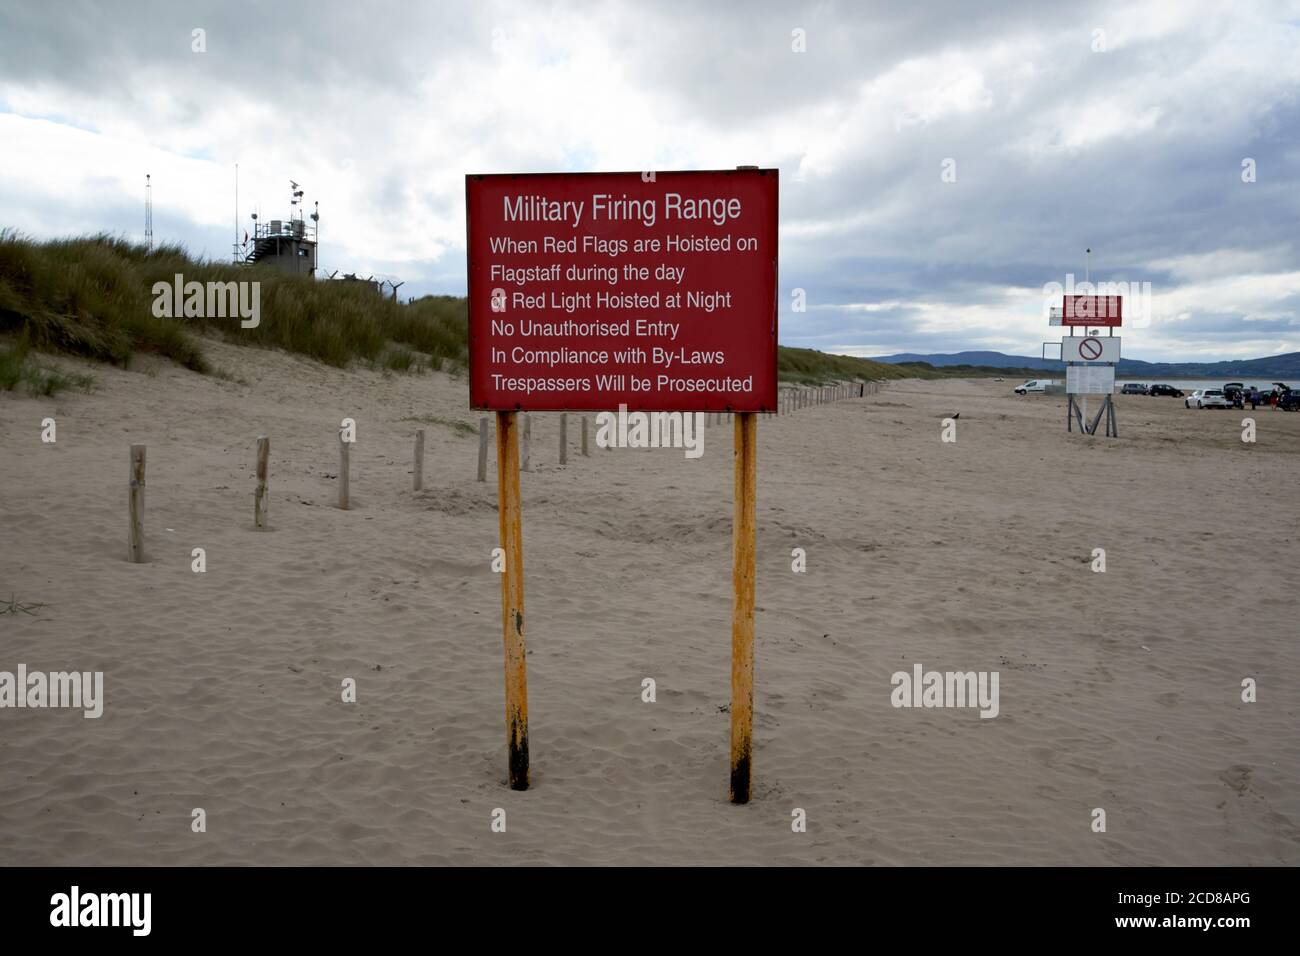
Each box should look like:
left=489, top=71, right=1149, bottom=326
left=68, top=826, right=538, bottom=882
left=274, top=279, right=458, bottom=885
left=128, top=444, right=146, bottom=562
left=413, top=428, right=425, bottom=491
left=254, top=435, right=269, bottom=529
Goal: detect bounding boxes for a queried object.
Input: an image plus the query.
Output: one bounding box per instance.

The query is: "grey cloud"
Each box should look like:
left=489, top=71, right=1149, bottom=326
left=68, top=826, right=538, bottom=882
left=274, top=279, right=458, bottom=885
left=1, top=0, right=1297, bottom=360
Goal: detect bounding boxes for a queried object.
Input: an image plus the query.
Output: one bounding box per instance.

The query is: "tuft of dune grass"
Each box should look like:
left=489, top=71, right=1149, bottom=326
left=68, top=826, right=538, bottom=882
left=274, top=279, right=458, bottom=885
left=0, top=331, right=96, bottom=397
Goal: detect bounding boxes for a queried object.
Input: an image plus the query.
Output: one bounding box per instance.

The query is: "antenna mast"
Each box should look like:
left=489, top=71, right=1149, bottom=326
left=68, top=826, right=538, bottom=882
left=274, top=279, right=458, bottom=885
left=145, top=174, right=153, bottom=250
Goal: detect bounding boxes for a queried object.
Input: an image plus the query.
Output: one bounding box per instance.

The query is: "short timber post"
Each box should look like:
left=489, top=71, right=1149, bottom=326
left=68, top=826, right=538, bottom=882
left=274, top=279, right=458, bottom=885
left=338, top=430, right=350, bottom=510
left=254, top=435, right=269, bottom=529
left=477, top=417, right=490, bottom=482
left=413, top=428, right=425, bottom=491
left=128, top=444, right=146, bottom=562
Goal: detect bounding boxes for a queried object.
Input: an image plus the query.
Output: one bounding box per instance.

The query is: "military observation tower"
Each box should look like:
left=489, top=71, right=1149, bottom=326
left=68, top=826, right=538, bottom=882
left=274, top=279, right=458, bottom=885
left=242, top=180, right=319, bottom=276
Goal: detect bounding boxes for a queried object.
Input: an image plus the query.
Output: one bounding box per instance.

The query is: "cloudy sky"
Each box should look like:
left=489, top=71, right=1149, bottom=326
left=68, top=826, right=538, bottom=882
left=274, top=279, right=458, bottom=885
left=1, top=0, right=1297, bottom=361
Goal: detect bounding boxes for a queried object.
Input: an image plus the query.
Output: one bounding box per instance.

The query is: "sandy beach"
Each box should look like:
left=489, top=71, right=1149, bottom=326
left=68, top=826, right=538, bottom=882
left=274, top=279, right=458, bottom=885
left=1, top=342, right=1297, bottom=866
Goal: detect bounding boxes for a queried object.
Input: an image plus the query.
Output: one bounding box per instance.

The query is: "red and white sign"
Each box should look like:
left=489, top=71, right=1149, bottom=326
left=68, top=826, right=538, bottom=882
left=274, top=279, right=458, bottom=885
left=1062, top=295, right=1122, bottom=327
left=466, top=170, right=779, bottom=411
left=1061, top=335, right=1120, bottom=363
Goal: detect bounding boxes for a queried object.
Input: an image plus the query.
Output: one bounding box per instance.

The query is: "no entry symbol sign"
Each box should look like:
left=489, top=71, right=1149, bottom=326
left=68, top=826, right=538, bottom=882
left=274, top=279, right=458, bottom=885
left=1061, top=335, right=1120, bottom=363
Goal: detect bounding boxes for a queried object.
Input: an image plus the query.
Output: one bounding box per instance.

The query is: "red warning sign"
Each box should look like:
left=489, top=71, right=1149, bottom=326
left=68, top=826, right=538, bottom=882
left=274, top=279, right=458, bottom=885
left=1062, top=295, right=1123, bottom=327
left=466, top=169, right=779, bottom=412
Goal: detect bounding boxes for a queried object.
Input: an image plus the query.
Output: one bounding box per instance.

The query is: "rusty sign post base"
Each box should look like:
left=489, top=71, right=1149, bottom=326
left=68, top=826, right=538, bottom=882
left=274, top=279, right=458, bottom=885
left=729, top=411, right=758, bottom=803
left=495, top=411, right=530, bottom=790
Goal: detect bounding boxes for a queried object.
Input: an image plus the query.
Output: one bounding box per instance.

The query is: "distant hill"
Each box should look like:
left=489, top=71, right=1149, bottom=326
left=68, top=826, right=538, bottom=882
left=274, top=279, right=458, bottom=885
left=877, top=350, right=1059, bottom=370
left=875, top=350, right=1300, bottom=379
left=777, top=346, right=922, bottom=383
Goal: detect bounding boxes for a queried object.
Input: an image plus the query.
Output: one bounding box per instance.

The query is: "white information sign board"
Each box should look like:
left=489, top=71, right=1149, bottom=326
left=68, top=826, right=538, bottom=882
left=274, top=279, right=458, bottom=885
left=1066, top=364, right=1115, bottom=395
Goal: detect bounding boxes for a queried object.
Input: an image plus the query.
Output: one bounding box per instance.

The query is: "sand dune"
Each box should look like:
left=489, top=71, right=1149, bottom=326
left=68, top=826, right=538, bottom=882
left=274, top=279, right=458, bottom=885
left=1, top=341, right=1297, bottom=865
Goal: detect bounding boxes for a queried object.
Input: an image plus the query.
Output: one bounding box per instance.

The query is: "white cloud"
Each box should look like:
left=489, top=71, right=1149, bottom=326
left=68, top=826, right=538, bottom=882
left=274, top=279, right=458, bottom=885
left=0, top=0, right=1296, bottom=361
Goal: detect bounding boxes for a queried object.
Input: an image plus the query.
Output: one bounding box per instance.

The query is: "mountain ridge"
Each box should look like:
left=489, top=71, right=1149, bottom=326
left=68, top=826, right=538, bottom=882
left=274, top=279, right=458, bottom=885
left=872, top=349, right=1300, bottom=378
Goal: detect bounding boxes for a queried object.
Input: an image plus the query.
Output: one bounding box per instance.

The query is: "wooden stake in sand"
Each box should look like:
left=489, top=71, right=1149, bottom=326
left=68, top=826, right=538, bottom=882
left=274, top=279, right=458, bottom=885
left=127, top=444, right=146, bottom=563
left=254, top=435, right=269, bottom=530
left=495, top=410, right=530, bottom=790
left=477, top=417, right=490, bottom=482
left=338, top=430, right=351, bottom=510
left=581, top=416, right=589, bottom=456
left=729, top=412, right=758, bottom=803
left=559, top=413, right=568, bottom=465
left=413, top=429, right=425, bottom=491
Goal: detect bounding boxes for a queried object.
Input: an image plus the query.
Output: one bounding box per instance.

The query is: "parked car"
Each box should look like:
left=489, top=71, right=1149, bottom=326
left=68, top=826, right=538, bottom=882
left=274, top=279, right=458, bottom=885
left=1120, top=383, right=1148, bottom=395
left=1148, top=384, right=1184, bottom=397
left=1014, top=379, right=1051, bottom=394
left=1277, top=389, right=1300, bottom=411
left=1223, top=383, right=1246, bottom=407
left=1186, top=389, right=1232, bottom=409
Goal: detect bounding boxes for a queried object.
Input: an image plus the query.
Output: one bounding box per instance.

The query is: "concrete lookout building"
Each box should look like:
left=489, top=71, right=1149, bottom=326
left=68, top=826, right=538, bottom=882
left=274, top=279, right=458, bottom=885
left=243, top=180, right=318, bottom=276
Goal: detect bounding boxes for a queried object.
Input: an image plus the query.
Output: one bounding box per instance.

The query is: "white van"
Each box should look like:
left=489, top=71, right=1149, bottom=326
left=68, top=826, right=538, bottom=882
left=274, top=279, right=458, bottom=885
left=1014, top=380, right=1052, bottom=394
